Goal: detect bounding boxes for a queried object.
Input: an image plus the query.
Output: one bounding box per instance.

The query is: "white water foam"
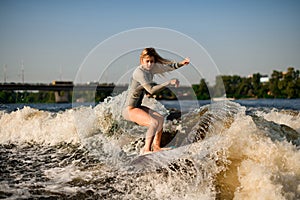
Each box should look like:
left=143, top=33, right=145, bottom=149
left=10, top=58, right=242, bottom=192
left=219, top=112, right=300, bottom=199
left=54, top=100, right=300, bottom=199
left=1, top=96, right=300, bottom=199
left=0, top=91, right=168, bottom=145
left=256, top=109, right=300, bottom=133
left=0, top=106, right=79, bottom=144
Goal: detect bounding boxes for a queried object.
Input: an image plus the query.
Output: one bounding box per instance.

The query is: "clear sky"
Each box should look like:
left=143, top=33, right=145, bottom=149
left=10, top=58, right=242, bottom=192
left=0, top=0, right=300, bottom=84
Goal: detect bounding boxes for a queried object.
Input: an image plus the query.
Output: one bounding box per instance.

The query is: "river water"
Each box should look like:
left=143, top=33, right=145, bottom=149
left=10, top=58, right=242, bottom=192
left=0, top=95, right=299, bottom=199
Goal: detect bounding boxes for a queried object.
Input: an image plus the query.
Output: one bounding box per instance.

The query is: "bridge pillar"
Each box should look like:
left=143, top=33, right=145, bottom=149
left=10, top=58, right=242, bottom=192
left=52, top=81, right=73, bottom=103
left=54, top=91, right=69, bottom=103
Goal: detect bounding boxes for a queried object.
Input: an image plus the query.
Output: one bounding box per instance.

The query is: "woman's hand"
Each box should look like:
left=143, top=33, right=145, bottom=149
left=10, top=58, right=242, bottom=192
left=180, top=57, right=190, bottom=66
left=170, top=79, right=180, bottom=88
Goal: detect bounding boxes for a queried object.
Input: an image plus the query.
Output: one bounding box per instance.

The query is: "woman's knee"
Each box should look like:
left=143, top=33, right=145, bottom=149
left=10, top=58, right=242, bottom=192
left=155, top=114, right=164, bottom=124
left=149, top=117, right=160, bottom=128
left=153, top=115, right=164, bottom=131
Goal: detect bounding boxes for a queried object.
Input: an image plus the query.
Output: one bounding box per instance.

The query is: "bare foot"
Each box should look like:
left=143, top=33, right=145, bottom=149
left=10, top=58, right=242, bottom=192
left=140, top=148, right=153, bottom=155
left=152, top=147, right=172, bottom=152
left=142, top=151, right=153, bottom=155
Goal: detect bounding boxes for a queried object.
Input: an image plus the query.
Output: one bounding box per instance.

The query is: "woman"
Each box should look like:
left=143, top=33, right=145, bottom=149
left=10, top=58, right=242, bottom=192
left=122, top=47, right=190, bottom=154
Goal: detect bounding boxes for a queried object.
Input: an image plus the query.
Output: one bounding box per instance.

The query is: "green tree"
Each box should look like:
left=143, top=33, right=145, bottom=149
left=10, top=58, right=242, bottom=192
left=283, top=67, right=299, bottom=98
left=236, top=77, right=253, bottom=98
left=0, top=91, right=16, bottom=103
left=193, top=78, right=210, bottom=100
left=220, top=75, right=243, bottom=98
left=252, top=73, right=261, bottom=97
left=269, top=70, right=283, bottom=98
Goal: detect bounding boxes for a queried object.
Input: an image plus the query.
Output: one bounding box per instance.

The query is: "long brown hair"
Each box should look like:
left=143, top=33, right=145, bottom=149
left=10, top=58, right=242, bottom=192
left=140, top=47, right=172, bottom=65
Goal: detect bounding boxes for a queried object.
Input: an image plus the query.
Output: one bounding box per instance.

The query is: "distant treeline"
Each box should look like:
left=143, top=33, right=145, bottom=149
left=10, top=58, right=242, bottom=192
left=193, top=67, right=300, bottom=99
left=0, top=90, right=112, bottom=104
left=0, top=67, right=299, bottom=103
left=0, top=91, right=56, bottom=103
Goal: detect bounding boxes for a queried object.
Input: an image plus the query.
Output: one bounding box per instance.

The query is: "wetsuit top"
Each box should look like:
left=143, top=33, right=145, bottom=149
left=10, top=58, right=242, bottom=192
left=125, top=62, right=183, bottom=107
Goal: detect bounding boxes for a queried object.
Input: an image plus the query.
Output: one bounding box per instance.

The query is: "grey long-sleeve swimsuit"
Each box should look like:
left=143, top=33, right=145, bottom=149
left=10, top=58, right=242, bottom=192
left=125, top=62, right=182, bottom=108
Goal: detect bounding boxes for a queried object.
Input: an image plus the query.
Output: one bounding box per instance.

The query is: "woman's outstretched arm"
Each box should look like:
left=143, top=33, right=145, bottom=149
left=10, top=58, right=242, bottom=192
left=152, top=57, right=190, bottom=74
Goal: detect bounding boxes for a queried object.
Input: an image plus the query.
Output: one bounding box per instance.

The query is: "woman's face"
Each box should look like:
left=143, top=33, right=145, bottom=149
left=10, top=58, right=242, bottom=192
left=141, top=56, right=155, bottom=70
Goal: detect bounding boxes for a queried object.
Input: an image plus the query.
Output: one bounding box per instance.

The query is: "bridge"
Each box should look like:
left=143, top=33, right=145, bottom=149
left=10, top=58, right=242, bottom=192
left=0, top=82, right=195, bottom=103
left=0, top=82, right=129, bottom=103
left=0, top=83, right=127, bottom=92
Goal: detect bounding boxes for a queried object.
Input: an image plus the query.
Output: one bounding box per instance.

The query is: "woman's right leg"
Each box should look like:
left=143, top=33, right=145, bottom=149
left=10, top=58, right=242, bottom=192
left=123, top=106, right=159, bottom=153
left=144, top=108, right=165, bottom=151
